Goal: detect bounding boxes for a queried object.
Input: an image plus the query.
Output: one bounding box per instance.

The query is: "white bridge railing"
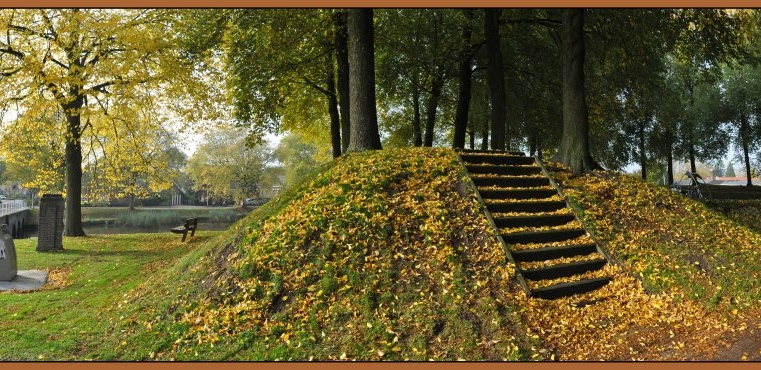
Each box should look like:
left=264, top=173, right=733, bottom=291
left=0, top=200, right=29, bottom=218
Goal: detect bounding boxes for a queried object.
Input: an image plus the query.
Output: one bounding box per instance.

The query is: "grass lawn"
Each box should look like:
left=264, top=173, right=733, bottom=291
left=5, top=148, right=761, bottom=361
left=0, top=231, right=224, bottom=360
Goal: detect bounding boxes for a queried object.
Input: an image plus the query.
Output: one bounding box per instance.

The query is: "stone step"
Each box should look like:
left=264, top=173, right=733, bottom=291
left=531, top=277, right=612, bottom=300
left=461, top=153, right=535, bottom=166
left=472, top=176, right=550, bottom=188
left=522, top=258, right=607, bottom=281
left=458, top=149, right=526, bottom=156
left=484, top=200, right=567, bottom=214
left=479, top=188, right=558, bottom=200
left=494, top=214, right=576, bottom=229
left=466, top=164, right=542, bottom=176
left=512, top=243, right=598, bottom=262
left=502, top=228, right=587, bottom=245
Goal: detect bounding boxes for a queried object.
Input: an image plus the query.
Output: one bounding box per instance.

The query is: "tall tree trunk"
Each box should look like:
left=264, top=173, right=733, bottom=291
left=688, top=139, right=697, bottom=174
left=484, top=9, right=506, bottom=151
left=553, top=9, right=594, bottom=176
left=481, top=128, right=488, bottom=150
left=346, top=9, right=382, bottom=152
left=666, top=136, right=674, bottom=186
left=423, top=78, right=442, bottom=147
left=687, top=83, right=697, bottom=175
left=412, top=83, right=422, bottom=147
left=64, top=97, right=86, bottom=236
left=639, top=118, right=647, bottom=181
left=327, top=55, right=342, bottom=158
left=453, top=9, right=474, bottom=149
left=742, top=117, right=753, bottom=186
left=334, top=10, right=351, bottom=154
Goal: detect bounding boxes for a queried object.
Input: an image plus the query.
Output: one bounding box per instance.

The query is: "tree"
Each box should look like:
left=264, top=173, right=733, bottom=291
left=553, top=9, right=595, bottom=176
left=83, top=129, right=183, bottom=209
left=665, top=9, right=745, bottom=175
left=712, top=159, right=725, bottom=178
left=1, top=110, right=65, bottom=194
left=273, top=132, right=332, bottom=189
left=721, top=63, right=761, bottom=186
left=346, top=9, right=382, bottom=152
left=484, top=9, right=507, bottom=151
left=726, top=160, right=737, bottom=177
left=186, top=128, right=270, bottom=205
left=200, top=9, right=354, bottom=156
left=0, top=9, right=221, bottom=235
left=374, top=9, right=462, bottom=148
left=452, top=10, right=475, bottom=149
left=334, top=10, right=351, bottom=153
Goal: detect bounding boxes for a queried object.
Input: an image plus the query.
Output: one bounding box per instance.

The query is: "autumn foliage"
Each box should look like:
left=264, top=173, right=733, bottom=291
left=120, top=149, right=761, bottom=361
left=523, top=170, right=761, bottom=360
left=168, top=148, right=538, bottom=360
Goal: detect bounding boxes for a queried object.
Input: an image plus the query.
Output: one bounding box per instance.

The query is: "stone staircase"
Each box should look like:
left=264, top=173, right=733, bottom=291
left=458, top=149, right=611, bottom=299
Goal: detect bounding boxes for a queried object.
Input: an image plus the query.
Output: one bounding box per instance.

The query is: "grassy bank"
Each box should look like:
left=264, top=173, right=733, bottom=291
left=108, top=148, right=540, bottom=361
left=87, top=208, right=244, bottom=227
left=0, top=232, right=224, bottom=360
left=4, top=149, right=761, bottom=360
left=26, top=207, right=248, bottom=229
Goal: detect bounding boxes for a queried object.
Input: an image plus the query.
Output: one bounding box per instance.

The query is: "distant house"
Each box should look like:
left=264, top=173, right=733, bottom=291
left=169, top=183, right=189, bottom=206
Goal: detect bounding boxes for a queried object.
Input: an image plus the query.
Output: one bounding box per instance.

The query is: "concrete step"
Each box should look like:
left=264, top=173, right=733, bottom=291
left=503, top=228, right=587, bottom=245
left=466, top=164, right=542, bottom=176
left=522, top=258, right=607, bottom=281
left=494, top=214, right=576, bottom=229
left=472, top=176, right=550, bottom=188
left=484, top=200, right=567, bottom=214
left=461, top=154, right=535, bottom=166
left=531, top=277, right=611, bottom=300
left=479, top=188, right=558, bottom=200
left=458, top=149, right=526, bottom=156
left=512, top=243, right=598, bottom=262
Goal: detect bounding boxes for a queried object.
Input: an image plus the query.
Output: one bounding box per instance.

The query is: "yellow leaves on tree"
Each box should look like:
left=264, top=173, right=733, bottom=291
left=0, top=9, right=226, bottom=228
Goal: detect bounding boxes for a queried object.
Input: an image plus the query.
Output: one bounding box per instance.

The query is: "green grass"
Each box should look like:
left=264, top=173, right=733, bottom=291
left=81, top=208, right=244, bottom=228
left=0, top=231, right=223, bottom=360
left=564, top=173, right=761, bottom=309
left=102, top=148, right=539, bottom=361
left=9, top=149, right=761, bottom=360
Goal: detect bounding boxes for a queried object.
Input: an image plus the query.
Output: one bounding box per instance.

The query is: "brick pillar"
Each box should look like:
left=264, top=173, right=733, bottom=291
left=0, top=224, right=17, bottom=281
left=36, top=194, right=64, bottom=252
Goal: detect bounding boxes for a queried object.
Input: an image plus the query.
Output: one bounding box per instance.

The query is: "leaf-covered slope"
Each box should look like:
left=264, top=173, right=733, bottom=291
left=508, top=170, right=761, bottom=361
left=117, top=152, right=761, bottom=361
left=163, top=148, right=539, bottom=360
left=566, top=173, right=761, bottom=304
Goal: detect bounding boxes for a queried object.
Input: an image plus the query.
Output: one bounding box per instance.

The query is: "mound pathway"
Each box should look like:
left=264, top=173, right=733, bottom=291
left=459, top=149, right=611, bottom=299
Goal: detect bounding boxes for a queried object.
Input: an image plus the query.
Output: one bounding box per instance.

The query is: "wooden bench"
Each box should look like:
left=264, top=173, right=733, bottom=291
left=170, top=218, right=197, bottom=242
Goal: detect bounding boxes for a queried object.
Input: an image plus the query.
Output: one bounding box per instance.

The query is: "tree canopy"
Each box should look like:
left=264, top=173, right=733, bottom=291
left=0, top=9, right=224, bottom=235
left=2, top=8, right=761, bottom=221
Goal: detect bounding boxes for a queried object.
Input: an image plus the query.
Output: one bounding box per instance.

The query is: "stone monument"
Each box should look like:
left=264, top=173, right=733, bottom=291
left=0, top=224, right=17, bottom=281
left=37, top=194, right=64, bottom=252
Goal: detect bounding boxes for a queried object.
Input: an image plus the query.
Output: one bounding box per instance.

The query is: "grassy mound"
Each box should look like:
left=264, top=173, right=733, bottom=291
left=507, top=170, right=761, bottom=360
left=565, top=173, right=761, bottom=304
left=115, top=148, right=541, bottom=361
left=101, top=152, right=761, bottom=361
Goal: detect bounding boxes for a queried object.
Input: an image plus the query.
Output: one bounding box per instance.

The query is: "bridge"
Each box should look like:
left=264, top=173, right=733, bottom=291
left=0, top=200, right=29, bottom=238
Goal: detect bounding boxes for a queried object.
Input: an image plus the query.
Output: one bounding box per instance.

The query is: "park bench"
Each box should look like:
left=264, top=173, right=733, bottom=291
left=170, top=217, right=197, bottom=242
